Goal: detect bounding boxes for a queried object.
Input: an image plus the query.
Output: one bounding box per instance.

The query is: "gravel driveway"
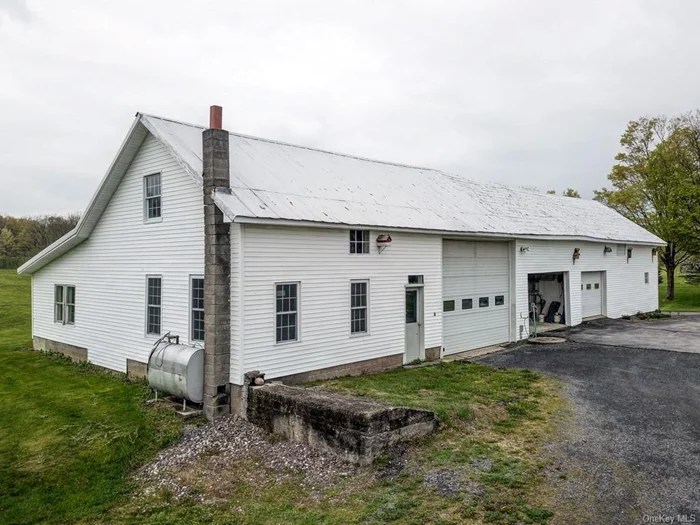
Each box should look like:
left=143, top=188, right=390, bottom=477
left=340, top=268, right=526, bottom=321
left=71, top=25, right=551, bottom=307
left=479, top=320, right=700, bottom=524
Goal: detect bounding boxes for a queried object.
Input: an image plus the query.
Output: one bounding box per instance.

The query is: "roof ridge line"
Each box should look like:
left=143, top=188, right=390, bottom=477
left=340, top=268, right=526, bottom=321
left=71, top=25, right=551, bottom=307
left=139, top=112, right=444, bottom=172
left=138, top=113, right=615, bottom=207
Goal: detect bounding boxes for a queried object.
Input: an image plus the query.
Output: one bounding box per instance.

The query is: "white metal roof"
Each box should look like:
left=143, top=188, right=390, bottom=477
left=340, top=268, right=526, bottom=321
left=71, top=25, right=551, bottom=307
left=142, top=114, right=663, bottom=245
left=18, top=113, right=663, bottom=275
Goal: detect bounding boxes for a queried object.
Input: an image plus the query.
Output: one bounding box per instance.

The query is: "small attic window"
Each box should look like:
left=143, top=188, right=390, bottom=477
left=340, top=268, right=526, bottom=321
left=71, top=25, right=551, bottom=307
left=144, top=173, right=162, bottom=221
left=349, top=230, right=369, bottom=254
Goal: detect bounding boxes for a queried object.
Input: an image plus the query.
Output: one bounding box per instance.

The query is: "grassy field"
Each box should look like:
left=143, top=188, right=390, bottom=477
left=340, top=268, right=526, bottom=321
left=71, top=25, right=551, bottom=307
left=0, top=268, right=563, bottom=524
left=659, top=271, right=700, bottom=312
left=0, top=270, right=181, bottom=524
left=106, top=362, right=562, bottom=525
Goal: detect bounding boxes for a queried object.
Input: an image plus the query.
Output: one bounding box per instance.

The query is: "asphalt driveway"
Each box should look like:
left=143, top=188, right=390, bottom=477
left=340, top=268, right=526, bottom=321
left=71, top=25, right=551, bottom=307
left=563, top=315, right=700, bottom=353
left=479, top=318, right=700, bottom=524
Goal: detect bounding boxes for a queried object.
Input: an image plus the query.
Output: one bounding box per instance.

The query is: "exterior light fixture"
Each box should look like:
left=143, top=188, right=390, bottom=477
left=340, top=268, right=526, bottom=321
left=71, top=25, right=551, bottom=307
left=652, top=248, right=658, bottom=259
left=520, top=246, right=530, bottom=253
left=604, top=246, right=612, bottom=254
left=573, top=247, right=581, bottom=263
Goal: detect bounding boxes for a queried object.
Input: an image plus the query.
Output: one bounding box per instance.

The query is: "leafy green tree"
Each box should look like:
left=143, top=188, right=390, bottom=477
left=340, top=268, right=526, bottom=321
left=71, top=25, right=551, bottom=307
left=595, top=113, right=700, bottom=300
left=0, top=227, right=16, bottom=257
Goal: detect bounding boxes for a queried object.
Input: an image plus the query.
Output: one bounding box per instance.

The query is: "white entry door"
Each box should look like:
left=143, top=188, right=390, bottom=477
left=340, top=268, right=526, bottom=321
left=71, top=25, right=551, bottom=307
left=442, top=240, right=510, bottom=355
left=581, top=271, right=603, bottom=318
left=405, top=288, right=422, bottom=362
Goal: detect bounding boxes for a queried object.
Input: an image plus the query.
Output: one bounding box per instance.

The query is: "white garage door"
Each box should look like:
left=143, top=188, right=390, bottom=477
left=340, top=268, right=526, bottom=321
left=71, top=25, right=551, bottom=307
left=581, top=271, right=603, bottom=318
left=442, top=240, right=510, bottom=355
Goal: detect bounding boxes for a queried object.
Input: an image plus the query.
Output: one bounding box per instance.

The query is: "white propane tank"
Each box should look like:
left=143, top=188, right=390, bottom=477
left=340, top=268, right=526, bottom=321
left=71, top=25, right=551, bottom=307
left=148, top=340, right=203, bottom=403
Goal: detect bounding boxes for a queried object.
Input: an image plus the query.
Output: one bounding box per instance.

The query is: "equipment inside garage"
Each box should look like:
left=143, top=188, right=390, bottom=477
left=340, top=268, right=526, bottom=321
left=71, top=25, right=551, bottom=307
left=528, top=273, right=566, bottom=334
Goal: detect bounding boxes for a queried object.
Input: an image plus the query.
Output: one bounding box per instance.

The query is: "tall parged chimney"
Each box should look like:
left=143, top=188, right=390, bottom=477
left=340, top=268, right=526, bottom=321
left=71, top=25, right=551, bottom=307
left=202, top=105, right=231, bottom=420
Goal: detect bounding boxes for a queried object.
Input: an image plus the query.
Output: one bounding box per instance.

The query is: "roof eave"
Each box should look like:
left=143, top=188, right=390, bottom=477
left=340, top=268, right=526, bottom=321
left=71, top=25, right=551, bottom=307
left=218, top=211, right=666, bottom=247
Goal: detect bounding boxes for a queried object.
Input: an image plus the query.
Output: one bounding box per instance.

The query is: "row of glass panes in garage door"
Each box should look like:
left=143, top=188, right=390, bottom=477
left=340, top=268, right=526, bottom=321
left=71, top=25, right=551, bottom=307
left=443, top=295, right=505, bottom=312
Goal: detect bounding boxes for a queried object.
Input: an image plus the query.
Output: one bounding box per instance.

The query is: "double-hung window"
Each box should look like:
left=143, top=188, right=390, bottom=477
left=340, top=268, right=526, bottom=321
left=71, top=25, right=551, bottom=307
left=54, top=285, right=64, bottom=323
left=276, top=283, right=299, bottom=343
left=350, top=280, right=368, bottom=334
left=144, top=173, right=162, bottom=221
left=146, top=276, right=162, bottom=335
left=191, top=276, right=205, bottom=342
left=54, top=285, right=75, bottom=324
left=349, top=230, right=369, bottom=254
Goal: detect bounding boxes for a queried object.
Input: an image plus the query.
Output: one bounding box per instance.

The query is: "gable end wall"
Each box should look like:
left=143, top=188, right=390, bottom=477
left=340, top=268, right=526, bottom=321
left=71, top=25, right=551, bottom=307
left=31, top=134, right=205, bottom=372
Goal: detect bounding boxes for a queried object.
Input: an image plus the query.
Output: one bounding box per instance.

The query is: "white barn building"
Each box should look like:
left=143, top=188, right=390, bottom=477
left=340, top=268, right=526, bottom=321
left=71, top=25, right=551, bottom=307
left=19, top=107, right=663, bottom=418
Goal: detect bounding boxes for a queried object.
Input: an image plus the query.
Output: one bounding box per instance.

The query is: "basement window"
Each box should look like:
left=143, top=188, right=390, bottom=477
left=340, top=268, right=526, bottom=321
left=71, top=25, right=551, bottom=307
left=54, top=285, right=75, bottom=324
left=350, top=280, right=369, bottom=334
left=146, top=276, right=162, bottom=335
left=276, top=283, right=299, bottom=343
left=443, top=300, right=455, bottom=312
left=144, top=173, right=162, bottom=221
left=349, top=230, right=370, bottom=254
left=190, top=276, right=205, bottom=342
left=462, top=298, right=473, bottom=310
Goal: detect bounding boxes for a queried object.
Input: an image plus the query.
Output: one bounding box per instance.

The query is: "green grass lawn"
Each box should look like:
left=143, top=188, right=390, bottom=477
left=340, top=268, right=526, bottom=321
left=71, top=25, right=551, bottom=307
left=0, top=268, right=562, bottom=525
left=109, top=363, right=562, bottom=525
left=658, top=271, right=700, bottom=311
left=0, top=270, right=181, bottom=524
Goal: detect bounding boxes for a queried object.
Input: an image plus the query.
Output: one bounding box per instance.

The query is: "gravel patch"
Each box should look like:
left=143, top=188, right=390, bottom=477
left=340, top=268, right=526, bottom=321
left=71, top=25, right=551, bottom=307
left=135, top=415, right=357, bottom=501
left=423, top=468, right=485, bottom=498
left=423, top=468, right=464, bottom=496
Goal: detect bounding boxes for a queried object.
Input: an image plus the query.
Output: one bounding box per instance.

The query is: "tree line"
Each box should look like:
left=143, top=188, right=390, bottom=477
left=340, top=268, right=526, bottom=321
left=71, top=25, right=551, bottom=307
left=595, top=111, right=700, bottom=301
left=0, top=214, right=80, bottom=268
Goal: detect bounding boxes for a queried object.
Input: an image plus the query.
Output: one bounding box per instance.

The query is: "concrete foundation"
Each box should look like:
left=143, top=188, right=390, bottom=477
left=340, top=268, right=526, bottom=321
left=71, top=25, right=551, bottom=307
left=274, top=353, right=403, bottom=385
left=33, top=336, right=87, bottom=362
left=425, top=346, right=442, bottom=361
left=247, top=383, right=438, bottom=464
left=126, top=359, right=148, bottom=379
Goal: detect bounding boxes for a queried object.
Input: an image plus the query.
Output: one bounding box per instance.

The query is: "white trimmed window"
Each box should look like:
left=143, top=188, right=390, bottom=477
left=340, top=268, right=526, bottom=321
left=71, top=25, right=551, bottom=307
left=349, top=230, right=369, bottom=254
left=276, top=283, right=299, bottom=343
left=146, top=276, right=162, bottom=335
left=350, top=280, right=368, bottom=334
left=144, top=173, right=162, bottom=220
left=54, top=285, right=64, bottom=323
left=191, top=276, right=205, bottom=342
left=54, top=285, right=75, bottom=325
left=66, top=286, right=75, bottom=324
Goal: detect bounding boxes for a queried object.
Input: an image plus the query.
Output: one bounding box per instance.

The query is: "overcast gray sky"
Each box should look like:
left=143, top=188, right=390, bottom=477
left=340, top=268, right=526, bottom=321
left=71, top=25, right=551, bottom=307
left=1, top=0, right=699, bottom=216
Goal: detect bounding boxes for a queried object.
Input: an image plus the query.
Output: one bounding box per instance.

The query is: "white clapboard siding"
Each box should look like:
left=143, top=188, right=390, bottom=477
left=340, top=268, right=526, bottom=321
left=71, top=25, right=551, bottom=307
left=31, top=134, right=204, bottom=372
left=514, top=240, right=658, bottom=339
left=232, top=225, right=442, bottom=384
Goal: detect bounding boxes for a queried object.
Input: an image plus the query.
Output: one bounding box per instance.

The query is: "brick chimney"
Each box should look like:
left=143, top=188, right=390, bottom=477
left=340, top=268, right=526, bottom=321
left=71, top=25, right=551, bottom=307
left=202, top=105, right=231, bottom=420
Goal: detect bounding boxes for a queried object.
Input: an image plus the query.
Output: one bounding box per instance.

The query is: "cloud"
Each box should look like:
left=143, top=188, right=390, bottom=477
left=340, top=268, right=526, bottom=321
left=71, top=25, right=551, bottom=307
left=1, top=0, right=700, bottom=215
left=0, top=0, right=32, bottom=25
